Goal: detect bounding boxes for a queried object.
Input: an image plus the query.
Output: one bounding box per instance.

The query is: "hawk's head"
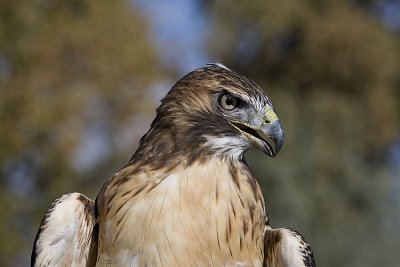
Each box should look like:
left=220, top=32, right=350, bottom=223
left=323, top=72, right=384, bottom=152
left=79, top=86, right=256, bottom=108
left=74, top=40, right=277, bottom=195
left=133, top=63, right=283, bottom=164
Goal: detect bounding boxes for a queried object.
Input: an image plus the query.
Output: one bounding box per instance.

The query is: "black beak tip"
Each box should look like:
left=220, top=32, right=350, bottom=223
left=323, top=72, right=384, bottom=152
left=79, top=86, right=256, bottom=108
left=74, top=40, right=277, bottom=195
left=273, top=137, right=284, bottom=156
left=263, top=138, right=283, bottom=157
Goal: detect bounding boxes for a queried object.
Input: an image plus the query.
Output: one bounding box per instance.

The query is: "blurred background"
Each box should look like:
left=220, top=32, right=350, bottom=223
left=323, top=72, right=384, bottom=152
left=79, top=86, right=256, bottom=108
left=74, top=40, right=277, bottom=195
left=0, top=0, right=399, bottom=266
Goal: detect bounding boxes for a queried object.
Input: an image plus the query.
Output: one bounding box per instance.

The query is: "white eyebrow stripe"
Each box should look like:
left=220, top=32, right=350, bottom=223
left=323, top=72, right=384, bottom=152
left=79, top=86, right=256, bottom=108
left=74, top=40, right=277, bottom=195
left=228, top=91, right=267, bottom=113
left=235, top=92, right=251, bottom=102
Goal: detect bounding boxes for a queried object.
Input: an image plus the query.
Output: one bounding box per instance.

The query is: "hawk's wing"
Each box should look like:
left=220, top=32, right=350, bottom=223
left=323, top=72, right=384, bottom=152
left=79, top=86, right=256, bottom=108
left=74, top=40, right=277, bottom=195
left=31, top=193, right=98, bottom=267
left=264, top=226, right=316, bottom=267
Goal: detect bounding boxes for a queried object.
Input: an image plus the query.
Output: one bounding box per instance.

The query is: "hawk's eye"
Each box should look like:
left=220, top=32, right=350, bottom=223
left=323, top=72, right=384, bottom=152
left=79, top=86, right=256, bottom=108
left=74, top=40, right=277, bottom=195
left=218, top=93, right=240, bottom=110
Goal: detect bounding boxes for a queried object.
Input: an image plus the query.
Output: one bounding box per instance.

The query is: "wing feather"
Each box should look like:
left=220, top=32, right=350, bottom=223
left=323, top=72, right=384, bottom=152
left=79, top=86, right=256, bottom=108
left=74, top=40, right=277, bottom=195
left=31, top=193, right=97, bottom=267
left=264, top=226, right=316, bottom=267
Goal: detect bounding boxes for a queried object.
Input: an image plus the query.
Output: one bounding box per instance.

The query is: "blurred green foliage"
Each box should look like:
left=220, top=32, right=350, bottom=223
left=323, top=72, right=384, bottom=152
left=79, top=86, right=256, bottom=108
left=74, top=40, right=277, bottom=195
left=0, top=0, right=399, bottom=266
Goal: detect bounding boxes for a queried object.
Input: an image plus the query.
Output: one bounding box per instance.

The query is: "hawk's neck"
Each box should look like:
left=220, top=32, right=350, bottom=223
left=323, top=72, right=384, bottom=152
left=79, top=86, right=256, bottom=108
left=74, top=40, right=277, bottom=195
left=129, top=115, right=249, bottom=168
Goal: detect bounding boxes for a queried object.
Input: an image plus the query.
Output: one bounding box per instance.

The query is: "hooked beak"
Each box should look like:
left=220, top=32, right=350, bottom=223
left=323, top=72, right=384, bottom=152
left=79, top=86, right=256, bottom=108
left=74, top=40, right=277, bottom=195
left=258, top=119, right=284, bottom=156
left=230, top=108, right=284, bottom=157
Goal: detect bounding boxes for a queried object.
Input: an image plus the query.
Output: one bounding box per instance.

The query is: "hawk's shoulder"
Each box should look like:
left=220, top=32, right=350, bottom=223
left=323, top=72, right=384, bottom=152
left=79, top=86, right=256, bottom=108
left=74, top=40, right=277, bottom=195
left=31, top=193, right=96, bottom=267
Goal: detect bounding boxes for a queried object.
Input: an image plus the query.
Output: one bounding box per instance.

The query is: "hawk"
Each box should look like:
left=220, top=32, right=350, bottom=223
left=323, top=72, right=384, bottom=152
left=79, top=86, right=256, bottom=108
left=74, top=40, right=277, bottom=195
left=32, top=63, right=315, bottom=267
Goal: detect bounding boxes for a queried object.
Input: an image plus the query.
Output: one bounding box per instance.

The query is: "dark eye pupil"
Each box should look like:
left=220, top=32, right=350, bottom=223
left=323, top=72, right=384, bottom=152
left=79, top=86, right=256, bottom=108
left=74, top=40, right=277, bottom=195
left=225, top=96, right=234, bottom=105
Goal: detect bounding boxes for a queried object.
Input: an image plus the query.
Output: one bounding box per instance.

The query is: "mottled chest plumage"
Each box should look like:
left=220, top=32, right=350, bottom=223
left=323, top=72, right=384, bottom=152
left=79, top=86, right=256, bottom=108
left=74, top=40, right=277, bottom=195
left=96, top=159, right=266, bottom=267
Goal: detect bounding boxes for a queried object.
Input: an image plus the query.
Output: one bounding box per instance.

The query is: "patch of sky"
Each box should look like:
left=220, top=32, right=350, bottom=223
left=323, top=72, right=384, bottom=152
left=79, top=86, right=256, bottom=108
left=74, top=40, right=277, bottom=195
left=375, top=0, right=400, bottom=31
left=2, top=149, right=41, bottom=198
left=71, top=120, right=111, bottom=172
left=132, top=0, right=211, bottom=72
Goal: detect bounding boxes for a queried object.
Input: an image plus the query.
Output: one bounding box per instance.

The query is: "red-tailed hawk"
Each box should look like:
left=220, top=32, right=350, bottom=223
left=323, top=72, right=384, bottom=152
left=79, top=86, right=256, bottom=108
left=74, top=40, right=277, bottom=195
left=32, top=64, right=315, bottom=267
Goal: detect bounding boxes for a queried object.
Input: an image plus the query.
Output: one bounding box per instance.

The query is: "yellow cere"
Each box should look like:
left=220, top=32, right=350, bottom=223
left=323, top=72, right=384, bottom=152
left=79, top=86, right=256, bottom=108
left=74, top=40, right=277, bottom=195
left=264, top=106, right=278, bottom=123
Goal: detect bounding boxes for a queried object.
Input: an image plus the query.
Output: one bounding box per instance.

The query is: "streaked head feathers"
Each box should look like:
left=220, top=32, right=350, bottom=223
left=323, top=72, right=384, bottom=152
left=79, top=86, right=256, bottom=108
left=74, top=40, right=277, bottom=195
left=131, top=63, right=283, bottom=165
